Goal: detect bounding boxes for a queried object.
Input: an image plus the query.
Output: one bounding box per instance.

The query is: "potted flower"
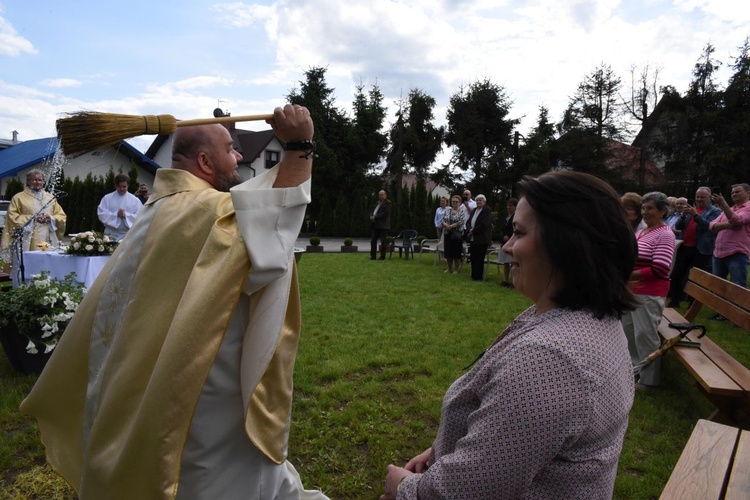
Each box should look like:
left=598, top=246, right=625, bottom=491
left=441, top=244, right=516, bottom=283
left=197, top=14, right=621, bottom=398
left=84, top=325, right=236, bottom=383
left=64, top=230, right=119, bottom=256
left=306, top=236, right=324, bottom=253
left=0, top=271, right=84, bottom=374
left=341, top=237, right=358, bottom=253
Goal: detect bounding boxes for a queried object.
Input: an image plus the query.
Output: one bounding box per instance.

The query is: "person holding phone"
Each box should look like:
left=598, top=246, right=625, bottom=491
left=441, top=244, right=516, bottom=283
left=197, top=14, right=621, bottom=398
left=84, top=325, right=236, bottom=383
left=668, top=186, right=722, bottom=308
left=709, top=183, right=750, bottom=291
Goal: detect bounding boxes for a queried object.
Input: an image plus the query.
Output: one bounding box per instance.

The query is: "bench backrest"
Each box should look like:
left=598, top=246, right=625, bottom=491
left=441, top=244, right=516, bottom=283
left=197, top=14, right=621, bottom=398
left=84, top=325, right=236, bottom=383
left=683, top=268, right=750, bottom=330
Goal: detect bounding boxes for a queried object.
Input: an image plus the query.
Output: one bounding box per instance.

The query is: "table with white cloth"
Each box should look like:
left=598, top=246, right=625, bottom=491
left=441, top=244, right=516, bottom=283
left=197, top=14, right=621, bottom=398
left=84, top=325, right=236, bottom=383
left=22, top=251, right=110, bottom=289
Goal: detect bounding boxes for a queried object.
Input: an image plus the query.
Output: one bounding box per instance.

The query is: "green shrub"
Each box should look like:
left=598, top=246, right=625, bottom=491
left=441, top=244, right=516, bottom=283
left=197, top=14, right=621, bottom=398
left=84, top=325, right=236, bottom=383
left=309, top=236, right=321, bottom=246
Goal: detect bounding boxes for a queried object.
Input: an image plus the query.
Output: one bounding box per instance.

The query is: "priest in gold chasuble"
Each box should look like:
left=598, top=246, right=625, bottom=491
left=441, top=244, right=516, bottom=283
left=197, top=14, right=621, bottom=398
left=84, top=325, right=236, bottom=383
left=21, top=105, right=329, bottom=500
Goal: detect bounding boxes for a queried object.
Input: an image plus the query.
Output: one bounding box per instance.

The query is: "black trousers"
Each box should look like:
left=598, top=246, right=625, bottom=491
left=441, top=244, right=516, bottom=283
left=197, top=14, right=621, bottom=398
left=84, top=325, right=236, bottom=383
left=371, top=227, right=387, bottom=259
left=668, top=245, right=711, bottom=303
left=469, top=243, right=489, bottom=280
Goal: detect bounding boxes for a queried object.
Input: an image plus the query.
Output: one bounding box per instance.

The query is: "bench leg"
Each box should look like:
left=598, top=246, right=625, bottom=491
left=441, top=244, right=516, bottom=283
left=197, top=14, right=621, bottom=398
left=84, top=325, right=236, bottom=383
left=698, top=388, right=750, bottom=430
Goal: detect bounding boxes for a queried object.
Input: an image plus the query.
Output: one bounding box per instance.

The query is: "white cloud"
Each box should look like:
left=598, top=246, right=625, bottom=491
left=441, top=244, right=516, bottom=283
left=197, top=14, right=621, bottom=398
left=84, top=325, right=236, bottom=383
left=0, top=12, right=37, bottom=56
left=167, top=75, right=235, bottom=91
left=40, top=78, right=83, bottom=89
left=211, top=2, right=276, bottom=28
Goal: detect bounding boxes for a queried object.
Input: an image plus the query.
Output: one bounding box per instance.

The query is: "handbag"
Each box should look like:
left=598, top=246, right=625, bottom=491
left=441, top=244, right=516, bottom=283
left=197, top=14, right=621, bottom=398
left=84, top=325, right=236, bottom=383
left=450, top=229, right=463, bottom=241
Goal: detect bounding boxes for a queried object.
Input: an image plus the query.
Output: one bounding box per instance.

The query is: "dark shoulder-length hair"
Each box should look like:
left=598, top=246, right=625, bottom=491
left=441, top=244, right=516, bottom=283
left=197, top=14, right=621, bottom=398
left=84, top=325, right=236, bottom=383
left=518, top=170, right=639, bottom=319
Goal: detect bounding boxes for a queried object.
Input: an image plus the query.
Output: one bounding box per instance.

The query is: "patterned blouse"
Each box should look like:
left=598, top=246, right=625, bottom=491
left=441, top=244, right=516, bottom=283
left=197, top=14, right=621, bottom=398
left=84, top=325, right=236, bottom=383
left=442, top=208, right=465, bottom=231
left=398, top=307, right=634, bottom=499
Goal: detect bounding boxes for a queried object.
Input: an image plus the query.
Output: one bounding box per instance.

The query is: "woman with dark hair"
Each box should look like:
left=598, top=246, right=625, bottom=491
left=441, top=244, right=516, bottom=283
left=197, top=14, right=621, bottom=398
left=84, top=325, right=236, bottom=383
left=466, top=194, right=493, bottom=281
left=622, top=191, right=675, bottom=389
left=382, top=171, right=638, bottom=500
left=441, top=195, right=465, bottom=274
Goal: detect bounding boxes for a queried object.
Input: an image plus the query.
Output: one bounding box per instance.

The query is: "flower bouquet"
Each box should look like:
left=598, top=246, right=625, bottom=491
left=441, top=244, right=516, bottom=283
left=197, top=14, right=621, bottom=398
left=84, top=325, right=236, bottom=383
left=0, top=271, right=85, bottom=373
left=64, top=230, right=119, bottom=256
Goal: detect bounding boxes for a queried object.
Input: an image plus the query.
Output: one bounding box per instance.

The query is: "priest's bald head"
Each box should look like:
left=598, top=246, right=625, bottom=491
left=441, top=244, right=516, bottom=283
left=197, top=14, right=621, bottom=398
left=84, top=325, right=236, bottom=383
left=171, top=124, right=243, bottom=192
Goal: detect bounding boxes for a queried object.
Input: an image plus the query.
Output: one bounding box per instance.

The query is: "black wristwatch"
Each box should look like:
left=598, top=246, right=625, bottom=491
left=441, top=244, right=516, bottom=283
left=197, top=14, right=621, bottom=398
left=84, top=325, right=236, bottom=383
left=283, top=139, right=316, bottom=159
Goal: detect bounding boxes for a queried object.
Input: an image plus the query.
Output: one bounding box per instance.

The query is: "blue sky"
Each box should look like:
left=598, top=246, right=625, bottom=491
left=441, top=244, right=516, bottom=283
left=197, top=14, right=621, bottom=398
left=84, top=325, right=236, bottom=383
left=1, top=0, right=748, bottom=159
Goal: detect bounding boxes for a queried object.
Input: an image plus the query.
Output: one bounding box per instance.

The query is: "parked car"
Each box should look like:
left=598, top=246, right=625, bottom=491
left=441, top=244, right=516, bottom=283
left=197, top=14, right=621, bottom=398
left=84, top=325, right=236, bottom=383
left=0, top=200, right=10, bottom=235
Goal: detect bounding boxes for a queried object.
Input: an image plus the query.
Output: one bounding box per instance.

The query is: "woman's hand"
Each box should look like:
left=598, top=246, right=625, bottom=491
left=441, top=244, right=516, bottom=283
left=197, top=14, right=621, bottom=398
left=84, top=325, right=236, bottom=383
left=405, top=447, right=432, bottom=473
left=380, top=465, right=411, bottom=500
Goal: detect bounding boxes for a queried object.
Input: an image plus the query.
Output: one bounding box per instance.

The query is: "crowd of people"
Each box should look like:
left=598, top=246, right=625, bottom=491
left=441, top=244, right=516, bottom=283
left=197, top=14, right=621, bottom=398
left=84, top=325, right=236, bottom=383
left=3, top=115, right=749, bottom=498
left=619, top=184, right=750, bottom=391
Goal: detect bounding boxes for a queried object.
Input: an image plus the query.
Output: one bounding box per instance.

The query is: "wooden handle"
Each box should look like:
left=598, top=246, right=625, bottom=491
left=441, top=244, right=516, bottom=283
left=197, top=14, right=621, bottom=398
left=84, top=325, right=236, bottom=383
left=176, top=113, right=274, bottom=127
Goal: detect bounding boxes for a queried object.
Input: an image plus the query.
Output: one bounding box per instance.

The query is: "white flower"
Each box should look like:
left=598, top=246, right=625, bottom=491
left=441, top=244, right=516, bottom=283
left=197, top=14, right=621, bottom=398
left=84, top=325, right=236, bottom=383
left=85, top=231, right=94, bottom=238
left=44, top=343, right=56, bottom=354
left=103, top=235, right=110, bottom=243
left=33, top=278, right=50, bottom=289
left=98, top=245, right=105, bottom=252
left=85, top=244, right=94, bottom=251
left=73, top=242, right=80, bottom=250
left=88, top=236, right=95, bottom=243
left=71, top=236, right=77, bottom=242
left=26, top=341, right=38, bottom=354
left=64, top=296, right=77, bottom=311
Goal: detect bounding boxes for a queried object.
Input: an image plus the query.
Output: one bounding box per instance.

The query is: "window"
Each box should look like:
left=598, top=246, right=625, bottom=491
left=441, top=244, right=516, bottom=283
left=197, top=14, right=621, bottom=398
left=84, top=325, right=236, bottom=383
left=265, top=150, right=280, bottom=169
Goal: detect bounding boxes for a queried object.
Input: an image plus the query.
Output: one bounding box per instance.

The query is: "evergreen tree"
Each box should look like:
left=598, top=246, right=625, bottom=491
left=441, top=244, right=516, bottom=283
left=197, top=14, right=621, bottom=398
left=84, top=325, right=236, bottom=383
left=654, top=43, right=724, bottom=188
left=519, top=106, right=556, bottom=178
left=287, top=67, right=351, bottom=229
left=332, top=195, right=351, bottom=237
left=556, top=63, right=627, bottom=182
left=386, top=89, right=444, bottom=206
left=719, top=38, right=750, bottom=186
left=316, top=197, right=333, bottom=237
left=3, top=178, right=23, bottom=200
left=445, top=78, right=518, bottom=205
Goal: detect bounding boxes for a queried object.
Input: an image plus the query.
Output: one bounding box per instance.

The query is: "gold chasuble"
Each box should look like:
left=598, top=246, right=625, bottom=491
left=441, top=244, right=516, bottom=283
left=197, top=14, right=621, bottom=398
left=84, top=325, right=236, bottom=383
left=21, top=167, right=312, bottom=499
left=1, top=187, right=66, bottom=250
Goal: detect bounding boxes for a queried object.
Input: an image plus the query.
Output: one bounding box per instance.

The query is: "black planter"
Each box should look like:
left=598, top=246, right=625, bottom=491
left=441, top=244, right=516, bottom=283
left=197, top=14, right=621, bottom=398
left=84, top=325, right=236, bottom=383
left=340, top=245, right=358, bottom=253
left=306, top=245, right=324, bottom=253
left=0, top=323, right=53, bottom=375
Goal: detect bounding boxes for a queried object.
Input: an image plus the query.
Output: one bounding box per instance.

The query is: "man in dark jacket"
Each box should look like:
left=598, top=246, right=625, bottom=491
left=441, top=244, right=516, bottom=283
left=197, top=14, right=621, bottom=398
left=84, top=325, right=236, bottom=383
left=466, top=194, right=494, bottom=281
left=369, top=190, right=391, bottom=260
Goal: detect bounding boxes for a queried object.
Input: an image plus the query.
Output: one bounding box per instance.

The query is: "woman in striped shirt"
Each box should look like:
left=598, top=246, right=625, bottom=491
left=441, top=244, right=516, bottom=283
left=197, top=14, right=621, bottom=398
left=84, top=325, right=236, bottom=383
left=622, top=191, right=675, bottom=389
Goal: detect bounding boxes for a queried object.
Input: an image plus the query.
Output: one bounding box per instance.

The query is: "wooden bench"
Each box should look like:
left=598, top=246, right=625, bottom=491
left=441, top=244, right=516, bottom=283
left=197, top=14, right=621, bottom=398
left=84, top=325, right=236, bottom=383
left=661, top=419, right=750, bottom=499
left=657, top=267, right=750, bottom=429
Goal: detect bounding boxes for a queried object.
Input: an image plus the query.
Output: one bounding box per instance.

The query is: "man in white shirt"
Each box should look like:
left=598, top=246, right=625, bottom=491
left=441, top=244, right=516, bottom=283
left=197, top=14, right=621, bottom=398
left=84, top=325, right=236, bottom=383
left=460, top=189, right=477, bottom=229
left=96, top=174, right=143, bottom=240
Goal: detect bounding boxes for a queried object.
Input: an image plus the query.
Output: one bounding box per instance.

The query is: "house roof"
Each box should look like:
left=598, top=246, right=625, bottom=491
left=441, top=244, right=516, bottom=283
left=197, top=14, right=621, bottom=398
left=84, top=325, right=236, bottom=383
left=605, top=139, right=667, bottom=187
left=0, top=137, right=58, bottom=178
left=0, top=137, right=161, bottom=179
left=144, top=126, right=278, bottom=168
left=233, top=129, right=277, bottom=163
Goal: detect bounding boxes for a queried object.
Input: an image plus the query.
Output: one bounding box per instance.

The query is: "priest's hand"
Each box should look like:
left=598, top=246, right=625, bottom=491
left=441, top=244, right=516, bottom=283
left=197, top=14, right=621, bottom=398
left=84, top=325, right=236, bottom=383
left=269, top=104, right=314, bottom=188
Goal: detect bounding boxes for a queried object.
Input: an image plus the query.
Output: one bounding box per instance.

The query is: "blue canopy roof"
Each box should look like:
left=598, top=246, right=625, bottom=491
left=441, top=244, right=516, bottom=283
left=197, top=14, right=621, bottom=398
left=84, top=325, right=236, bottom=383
left=0, top=137, right=57, bottom=178
left=0, top=138, right=161, bottom=178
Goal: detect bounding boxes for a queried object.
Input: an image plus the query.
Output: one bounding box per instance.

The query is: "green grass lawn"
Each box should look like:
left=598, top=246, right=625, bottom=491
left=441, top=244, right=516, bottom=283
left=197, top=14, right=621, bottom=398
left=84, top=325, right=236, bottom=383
left=1, top=253, right=747, bottom=498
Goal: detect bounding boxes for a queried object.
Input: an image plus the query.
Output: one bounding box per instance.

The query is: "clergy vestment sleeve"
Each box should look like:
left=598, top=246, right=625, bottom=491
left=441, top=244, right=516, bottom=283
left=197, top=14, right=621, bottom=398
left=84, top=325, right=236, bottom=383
left=231, top=166, right=311, bottom=295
